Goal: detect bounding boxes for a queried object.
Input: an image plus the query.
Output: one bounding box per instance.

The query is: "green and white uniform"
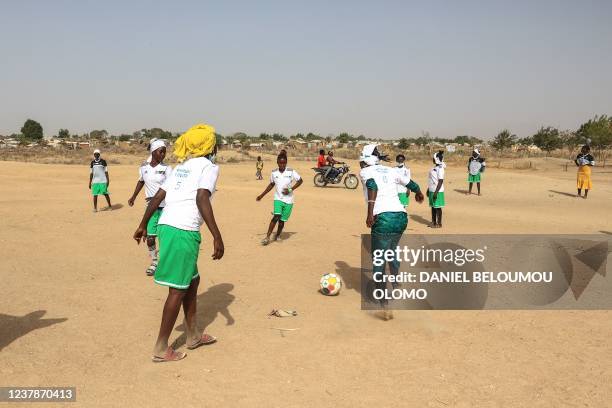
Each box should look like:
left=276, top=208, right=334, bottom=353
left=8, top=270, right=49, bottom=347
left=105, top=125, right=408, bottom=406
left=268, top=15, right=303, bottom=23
left=154, top=157, right=219, bottom=289
left=270, top=167, right=301, bottom=222
left=393, top=165, right=411, bottom=207
left=428, top=165, right=445, bottom=208
left=467, top=157, right=485, bottom=183
left=90, top=159, right=108, bottom=195
left=139, top=162, right=172, bottom=236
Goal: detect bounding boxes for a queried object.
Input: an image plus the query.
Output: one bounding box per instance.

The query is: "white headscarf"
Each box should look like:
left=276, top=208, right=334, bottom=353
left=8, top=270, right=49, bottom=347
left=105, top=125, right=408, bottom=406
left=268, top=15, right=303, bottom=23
left=473, top=148, right=480, bottom=157
left=433, top=151, right=446, bottom=168
left=93, top=149, right=101, bottom=155
left=360, top=144, right=379, bottom=166
left=146, top=139, right=166, bottom=163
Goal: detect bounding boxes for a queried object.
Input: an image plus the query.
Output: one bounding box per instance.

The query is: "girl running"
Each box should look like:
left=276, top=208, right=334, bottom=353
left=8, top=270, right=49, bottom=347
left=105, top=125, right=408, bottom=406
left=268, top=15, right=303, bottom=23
left=133, top=123, right=224, bottom=363
left=428, top=150, right=445, bottom=228
left=256, top=153, right=303, bottom=245
left=128, top=139, right=172, bottom=276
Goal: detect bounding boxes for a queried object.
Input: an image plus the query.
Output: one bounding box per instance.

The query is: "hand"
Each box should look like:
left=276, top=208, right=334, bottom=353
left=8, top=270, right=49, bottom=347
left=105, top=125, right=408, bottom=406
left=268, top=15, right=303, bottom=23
left=366, top=214, right=375, bottom=228
left=282, top=188, right=290, bottom=195
left=133, top=226, right=147, bottom=244
left=128, top=197, right=135, bottom=207
left=433, top=192, right=438, bottom=201
left=212, top=237, right=224, bottom=260
left=415, top=191, right=425, bottom=203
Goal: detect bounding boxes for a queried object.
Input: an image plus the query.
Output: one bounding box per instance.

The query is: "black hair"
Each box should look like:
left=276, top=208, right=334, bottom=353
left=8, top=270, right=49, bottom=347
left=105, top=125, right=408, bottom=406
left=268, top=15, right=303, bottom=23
left=257, top=156, right=261, bottom=160
left=277, top=153, right=287, bottom=161
left=319, top=149, right=325, bottom=155
left=435, top=150, right=444, bottom=161
left=582, top=144, right=590, bottom=152
left=396, top=154, right=405, bottom=161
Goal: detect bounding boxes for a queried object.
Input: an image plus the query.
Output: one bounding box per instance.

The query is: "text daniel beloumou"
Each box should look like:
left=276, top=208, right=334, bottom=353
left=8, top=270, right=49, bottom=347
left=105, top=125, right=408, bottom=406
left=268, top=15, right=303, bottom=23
left=370, top=245, right=554, bottom=301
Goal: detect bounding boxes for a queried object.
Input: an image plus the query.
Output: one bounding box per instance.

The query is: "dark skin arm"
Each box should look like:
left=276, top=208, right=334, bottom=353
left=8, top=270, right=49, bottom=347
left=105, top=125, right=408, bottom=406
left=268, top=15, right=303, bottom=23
left=89, top=173, right=92, bottom=189
left=282, top=178, right=303, bottom=195
left=432, top=179, right=443, bottom=201
left=366, top=188, right=377, bottom=228
left=256, top=182, right=275, bottom=201
left=105, top=171, right=110, bottom=187
left=133, top=189, right=224, bottom=260
left=128, top=180, right=145, bottom=206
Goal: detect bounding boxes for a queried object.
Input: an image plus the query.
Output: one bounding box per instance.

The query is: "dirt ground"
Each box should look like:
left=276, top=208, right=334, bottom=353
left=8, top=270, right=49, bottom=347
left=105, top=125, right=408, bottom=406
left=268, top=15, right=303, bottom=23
left=1, top=156, right=611, bottom=407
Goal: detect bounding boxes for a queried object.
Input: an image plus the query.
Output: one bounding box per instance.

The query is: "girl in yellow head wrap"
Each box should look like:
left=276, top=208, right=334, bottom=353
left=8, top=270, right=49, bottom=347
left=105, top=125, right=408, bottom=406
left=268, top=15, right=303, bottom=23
left=174, top=123, right=216, bottom=162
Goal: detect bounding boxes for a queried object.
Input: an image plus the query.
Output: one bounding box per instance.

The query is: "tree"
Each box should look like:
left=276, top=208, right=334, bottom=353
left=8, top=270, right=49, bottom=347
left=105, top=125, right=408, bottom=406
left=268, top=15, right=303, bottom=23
left=142, top=128, right=172, bottom=140
left=532, top=126, right=562, bottom=155
left=490, top=129, right=516, bottom=153
left=58, top=129, right=70, bottom=139
left=517, top=136, right=533, bottom=146
left=215, top=133, right=224, bottom=147
left=21, top=119, right=43, bottom=140
left=90, top=129, right=108, bottom=139
left=576, top=115, right=612, bottom=165
left=259, top=133, right=270, bottom=140
left=336, top=132, right=353, bottom=144
left=398, top=138, right=410, bottom=149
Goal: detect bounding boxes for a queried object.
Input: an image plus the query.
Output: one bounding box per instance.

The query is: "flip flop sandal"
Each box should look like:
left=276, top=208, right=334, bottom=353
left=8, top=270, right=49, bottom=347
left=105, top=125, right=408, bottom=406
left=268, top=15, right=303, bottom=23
left=261, top=237, right=270, bottom=246
left=187, top=333, right=217, bottom=350
left=152, top=347, right=186, bottom=363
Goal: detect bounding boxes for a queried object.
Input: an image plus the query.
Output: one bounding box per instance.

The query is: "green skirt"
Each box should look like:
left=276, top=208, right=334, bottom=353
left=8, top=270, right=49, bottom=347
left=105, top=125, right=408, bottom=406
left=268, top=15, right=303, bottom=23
left=428, top=191, right=445, bottom=208
left=154, top=224, right=201, bottom=289
left=468, top=173, right=481, bottom=183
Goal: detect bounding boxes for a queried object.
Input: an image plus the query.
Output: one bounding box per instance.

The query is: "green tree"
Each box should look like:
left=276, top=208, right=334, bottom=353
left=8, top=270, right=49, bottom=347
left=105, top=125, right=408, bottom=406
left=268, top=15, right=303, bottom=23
left=21, top=119, right=43, bottom=140
left=517, top=136, right=533, bottom=146
left=90, top=129, right=108, bottom=139
left=490, top=129, right=517, bottom=153
left=532, top=126, right=562, bottom=155
left=259, top=133, right=271, bottom=140
left=336, top=132, right=353, bottom=144
left=215, top=133, right=224, bottom=147
left=576, top=115, right=612, bottom=164
left=398, top=138, right=410, bottom=149
left=58, top=128, right=70, bottom=139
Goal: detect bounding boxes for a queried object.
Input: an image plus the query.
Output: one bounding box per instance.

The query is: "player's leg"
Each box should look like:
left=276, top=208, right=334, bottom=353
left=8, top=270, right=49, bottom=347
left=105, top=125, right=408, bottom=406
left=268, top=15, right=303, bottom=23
left=104, top=193, right=112, bottom=208
left=477, top=182, right=481, bottom=195
left=584, top=189, right=589, bottom=198
left=154, top=287, right=186, bottom=357
left=263, top=215, right=280, bottom=245
left=182, top=276, right=200, bottom=346
left=93, top=195, right=98, bottom=211
left=468, top=182, right=473, bottom=194
left=437, top=208, right=443, bottom=228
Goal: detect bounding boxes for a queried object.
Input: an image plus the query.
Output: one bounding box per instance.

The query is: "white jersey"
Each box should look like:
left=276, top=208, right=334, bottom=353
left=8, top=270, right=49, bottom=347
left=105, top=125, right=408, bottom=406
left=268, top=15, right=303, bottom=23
left=270, top=168, right=301, bottom=204
left=428, top=165, right=445, bottom=193
left=393, top=165, right=411, bottom=194
left=360, top=164, right=410, bottom=215
left=139, top=162, right=172, bottom=207
left=158, top=157, right=219, bottom=231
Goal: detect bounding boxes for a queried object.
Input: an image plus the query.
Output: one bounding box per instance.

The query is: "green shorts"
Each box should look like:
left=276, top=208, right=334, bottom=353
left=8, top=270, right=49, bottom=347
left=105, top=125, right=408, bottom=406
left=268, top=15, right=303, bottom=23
left=468, top=173, right=481, bottom=183
left=398, top=192, right=409, bottom=207
left=91, top=183, right=108, bottom=196
left=147, top=208, right=163, bottom=236
left=154, top=224, right=201, bottom=289
left=428, top=191, right=445, bottom=208
left=273, top=200, right=294, bottom=222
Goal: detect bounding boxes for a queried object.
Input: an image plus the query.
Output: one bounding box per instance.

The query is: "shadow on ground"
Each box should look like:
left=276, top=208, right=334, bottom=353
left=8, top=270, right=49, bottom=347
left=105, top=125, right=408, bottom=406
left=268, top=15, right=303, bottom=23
left=173, top=283, right=235, bottom=348
left=548, top=190, right=578, bottom=198
left=0, top=311, right=67, bottom=352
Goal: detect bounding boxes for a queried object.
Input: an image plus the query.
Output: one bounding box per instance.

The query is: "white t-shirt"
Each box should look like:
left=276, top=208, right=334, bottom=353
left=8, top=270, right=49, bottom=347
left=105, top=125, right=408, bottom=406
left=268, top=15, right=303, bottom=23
left=428, top=166, right=445, bottom=193
left=139, top=163, right=172, bottom=207
left=158, top=157, right=219, bottom=231
left=270, top=168, right=301, bottom=204
left=360, top=164, right=410, bottom=215
left=393, top=165, right=411, bottom=194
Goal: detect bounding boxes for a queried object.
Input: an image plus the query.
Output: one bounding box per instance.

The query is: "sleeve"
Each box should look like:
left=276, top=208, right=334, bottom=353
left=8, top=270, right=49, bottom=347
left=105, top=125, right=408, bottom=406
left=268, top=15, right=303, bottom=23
left=292, top=170, right=301, bottom=181
left=138, top=167, right=144, bottom=182
left=406, top=180, right=421, bottom=193
left=90, top=161, right=94, bottom=173
left=365, top=178, right=378, bottom=191
left=438, top=167, right=445, bottom=180
left=396, top=169, right=411, bottom=186
left=198, top=164, right=219, bottom=193
left=165, top=165, right=173, bottom=178
left=270, top=172, right=275, bottom=184
left=102, top=159, right=108, bottom=171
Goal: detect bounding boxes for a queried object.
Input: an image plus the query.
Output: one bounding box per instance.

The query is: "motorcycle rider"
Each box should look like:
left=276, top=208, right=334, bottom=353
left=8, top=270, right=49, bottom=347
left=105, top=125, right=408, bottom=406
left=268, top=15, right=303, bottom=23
left=325, top=151, right=342, bottom=181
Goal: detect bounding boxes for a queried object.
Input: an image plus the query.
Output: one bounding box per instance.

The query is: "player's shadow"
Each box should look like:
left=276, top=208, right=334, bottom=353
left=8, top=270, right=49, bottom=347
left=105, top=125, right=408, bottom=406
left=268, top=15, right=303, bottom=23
left=548, top=190, right=577, bottom=198
left=334, top=261, right=366, bottom=293
left=410, top=214, right=431, bottom=227
left=110, top=203, right=123, bottom=210
left=600, top=231, right=612, bottom=235
left=0, top=311, right=67, bottom=352
left=454, top=188, right=469, bottom=194
left=278, top=231, right=297, bottom=241
left=173, top=283, right=235, bottom=348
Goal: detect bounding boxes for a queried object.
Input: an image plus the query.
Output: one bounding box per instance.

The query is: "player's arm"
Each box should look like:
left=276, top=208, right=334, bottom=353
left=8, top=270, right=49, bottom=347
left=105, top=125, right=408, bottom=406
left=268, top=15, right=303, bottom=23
left=196, top=189, right=224, bottom=260
left=365, top=179, right=377, bottom=228
left=433, top=179, right=443, bottom=200
left=133, top=189, right=166, bottom=243
left=105, top=171, right=110, bottom=186
left=406, top=180, right=424, bottom=203
left=480, top=159, right=486, bottom=172
left=257, top=182, right=275, bottom=201
left=128, top=180, right=145, bottom=206
left=89, top=162, right=93, bottom=189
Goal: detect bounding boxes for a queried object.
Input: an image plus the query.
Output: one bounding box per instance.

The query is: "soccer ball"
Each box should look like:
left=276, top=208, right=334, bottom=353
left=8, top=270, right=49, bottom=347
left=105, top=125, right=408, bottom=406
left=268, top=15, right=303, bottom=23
left=320, top=273, right=342, bottom=296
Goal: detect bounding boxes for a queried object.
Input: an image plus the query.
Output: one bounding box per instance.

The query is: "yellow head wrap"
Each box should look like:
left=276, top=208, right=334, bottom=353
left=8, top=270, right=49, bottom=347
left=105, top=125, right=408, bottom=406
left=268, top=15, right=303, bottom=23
left=174, top=123, right=216, bottom=162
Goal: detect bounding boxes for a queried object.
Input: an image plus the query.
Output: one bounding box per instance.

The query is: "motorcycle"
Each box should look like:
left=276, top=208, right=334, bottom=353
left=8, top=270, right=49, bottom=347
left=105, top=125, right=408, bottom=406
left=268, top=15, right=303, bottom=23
left=312, top=163, right=359, bottom=189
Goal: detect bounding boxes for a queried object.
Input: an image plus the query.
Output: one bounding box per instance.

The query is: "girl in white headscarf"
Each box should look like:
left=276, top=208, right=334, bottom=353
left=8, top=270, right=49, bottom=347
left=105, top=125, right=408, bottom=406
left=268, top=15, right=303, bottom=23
left=467, top=148, right=486, bottom=195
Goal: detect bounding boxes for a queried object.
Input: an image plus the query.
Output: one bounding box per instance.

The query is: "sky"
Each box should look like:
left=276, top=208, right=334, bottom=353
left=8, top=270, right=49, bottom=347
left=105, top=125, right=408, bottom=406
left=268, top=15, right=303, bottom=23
left=1, top=0, right=611, bottom=140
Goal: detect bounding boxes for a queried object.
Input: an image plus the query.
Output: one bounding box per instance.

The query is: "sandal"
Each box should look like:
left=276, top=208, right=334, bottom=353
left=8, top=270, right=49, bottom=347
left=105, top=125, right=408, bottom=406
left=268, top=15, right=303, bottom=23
left=146, top=263, right=157, bottom=276
left=261, top=237, right=270, bottom=246
left=187, top=333, right=217, bottom=350
left=152, top=347, right=186, bottom=363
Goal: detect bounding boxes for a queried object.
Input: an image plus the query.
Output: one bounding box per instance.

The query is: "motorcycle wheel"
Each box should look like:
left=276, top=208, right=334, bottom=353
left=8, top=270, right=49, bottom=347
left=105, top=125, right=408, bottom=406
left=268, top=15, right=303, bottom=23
left=344, top=174, right=359, bottom=189
left=313, top=173, right=327, bottom=187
